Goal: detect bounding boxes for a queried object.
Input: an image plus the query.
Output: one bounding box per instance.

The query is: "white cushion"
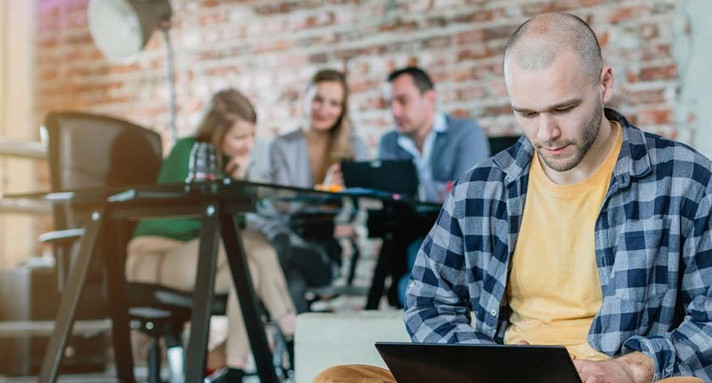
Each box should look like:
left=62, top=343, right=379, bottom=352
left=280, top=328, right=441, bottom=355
left=294, top=310, right=410, bottom=383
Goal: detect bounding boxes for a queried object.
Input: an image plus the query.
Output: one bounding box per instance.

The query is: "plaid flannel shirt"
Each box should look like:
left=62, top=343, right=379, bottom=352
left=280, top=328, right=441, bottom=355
left=404, top=109, right=712, bottom=381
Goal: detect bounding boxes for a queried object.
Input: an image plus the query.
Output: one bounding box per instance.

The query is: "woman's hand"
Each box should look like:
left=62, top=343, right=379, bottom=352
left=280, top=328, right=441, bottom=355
left=334, top=224, right=357, bottom=239
left=224, top=153, right=251, bottom=179
left=324, top=163, right=344, bottom=186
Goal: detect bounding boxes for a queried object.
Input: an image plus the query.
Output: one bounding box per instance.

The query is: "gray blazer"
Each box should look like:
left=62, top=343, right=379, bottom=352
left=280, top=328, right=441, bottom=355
left=251, top=129, right=369, bottom=240
left=269, top=129, right=370, bottom=188
left=379, top=114, right=489, bottom=202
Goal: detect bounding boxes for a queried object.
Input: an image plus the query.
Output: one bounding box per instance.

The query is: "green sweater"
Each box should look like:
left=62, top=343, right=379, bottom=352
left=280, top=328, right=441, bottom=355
left=133, top=137, right=202, bottom=241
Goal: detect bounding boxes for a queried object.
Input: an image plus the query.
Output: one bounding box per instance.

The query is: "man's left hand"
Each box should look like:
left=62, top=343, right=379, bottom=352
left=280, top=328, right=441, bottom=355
left=574, top=352, right=654, bottom=383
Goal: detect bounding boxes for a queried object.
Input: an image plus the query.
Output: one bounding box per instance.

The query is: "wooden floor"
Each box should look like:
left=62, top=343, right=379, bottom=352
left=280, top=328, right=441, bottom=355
left=0, top=369, right=265, bottom=383
left=0, top=371, right=119, bottom=383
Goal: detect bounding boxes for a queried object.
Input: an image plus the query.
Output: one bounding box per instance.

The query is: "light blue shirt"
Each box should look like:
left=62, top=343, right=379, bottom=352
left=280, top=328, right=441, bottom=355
left=396, top=113, right=447, bottom=201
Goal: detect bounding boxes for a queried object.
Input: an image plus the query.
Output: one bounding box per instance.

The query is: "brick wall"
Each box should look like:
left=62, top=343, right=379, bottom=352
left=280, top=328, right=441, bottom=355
left=34, top=0, right=681, bottom=156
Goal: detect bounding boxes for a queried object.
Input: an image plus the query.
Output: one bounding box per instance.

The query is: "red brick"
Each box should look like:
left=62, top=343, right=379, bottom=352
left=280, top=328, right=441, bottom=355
left=359, top=97, right=387, bottom=110
left=608, top=5, right=651, bottom=24
left=425, top=36, right=451, bottom=49
left=482, top=104, right=513, bottom=117
left=200, top=13, right=227, bottom=24
left=640, top=45, right=671, bottom=62
left=597, top=30, right=610, bottom=49
left=553, top=0, right=606, bottom=11
left=624, top=88, right=667, bottom=105
left=640, top=23, right=659, bottom=39
left=309, top=53, right=329, bottom=63
left=637, top=108, right=673, bottom=125
left=484, top=25, right=517, bottom=40
left=455, top=30, right=486, bottom=44
left=639, top=64, right=677, bottom=81
left=457, top=86, right=487, bottom=101
left=65, top=33, right=93, bottom=45
left=458, top=46, right=493, bottom=61
left=521, top=2, right=557, bottom=16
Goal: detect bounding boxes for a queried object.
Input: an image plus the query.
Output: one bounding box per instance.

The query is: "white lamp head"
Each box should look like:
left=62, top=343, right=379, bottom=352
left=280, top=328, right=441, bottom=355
left=88, top=0, right=172, bottom=62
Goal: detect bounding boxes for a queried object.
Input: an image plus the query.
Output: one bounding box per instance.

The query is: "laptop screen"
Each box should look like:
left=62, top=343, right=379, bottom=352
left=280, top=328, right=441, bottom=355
left=341, top=160, right=419, bottom=199
left=375, top=342, right=582, bottom=383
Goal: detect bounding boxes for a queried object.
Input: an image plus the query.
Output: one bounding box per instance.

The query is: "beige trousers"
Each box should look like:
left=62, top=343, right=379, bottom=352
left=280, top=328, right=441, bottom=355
left=126, top=230, right=295, bottom=366
left=312, top=365, right=705, bottom=383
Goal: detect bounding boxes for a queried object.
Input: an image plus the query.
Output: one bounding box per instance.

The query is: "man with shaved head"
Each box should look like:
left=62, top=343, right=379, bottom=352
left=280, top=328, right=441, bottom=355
left=315, top=13, right=711, bottom=383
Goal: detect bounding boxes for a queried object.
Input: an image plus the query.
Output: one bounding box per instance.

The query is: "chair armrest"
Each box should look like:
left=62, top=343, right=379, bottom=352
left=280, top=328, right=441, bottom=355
left=38, top=228, right=85, bottom=293
left=38, top=228, right=85, bottom=245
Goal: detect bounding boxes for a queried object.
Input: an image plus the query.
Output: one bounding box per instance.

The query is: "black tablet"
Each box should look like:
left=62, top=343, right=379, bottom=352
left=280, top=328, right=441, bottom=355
left=375, top=342, right=582, bottom=383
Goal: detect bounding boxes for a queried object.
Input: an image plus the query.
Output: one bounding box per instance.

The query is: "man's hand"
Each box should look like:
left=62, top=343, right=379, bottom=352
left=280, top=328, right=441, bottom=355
left=574, top=352, right=654, bottom=383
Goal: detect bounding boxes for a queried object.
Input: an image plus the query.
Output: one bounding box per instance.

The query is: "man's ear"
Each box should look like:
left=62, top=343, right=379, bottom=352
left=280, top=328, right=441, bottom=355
left=600, top=66, right=615, bottom=104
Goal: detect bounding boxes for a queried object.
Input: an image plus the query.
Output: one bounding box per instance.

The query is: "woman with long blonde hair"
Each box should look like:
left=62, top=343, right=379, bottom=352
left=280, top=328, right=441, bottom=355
left=266, top=69, right=369, bottom=311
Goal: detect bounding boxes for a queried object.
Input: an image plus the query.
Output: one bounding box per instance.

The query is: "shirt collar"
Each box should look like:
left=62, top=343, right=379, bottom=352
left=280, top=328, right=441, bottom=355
left=396, top=112, right=447, bottom=155
left=432, top=112, right=447, bottom=133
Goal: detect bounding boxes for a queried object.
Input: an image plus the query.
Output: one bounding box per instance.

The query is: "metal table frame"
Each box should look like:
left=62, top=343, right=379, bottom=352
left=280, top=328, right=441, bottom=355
left=29, top=182, right=279, bottom=383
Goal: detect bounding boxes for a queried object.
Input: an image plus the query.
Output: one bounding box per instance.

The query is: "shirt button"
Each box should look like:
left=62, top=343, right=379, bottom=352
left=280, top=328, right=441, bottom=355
left=490, top=309, right=497, bottom=316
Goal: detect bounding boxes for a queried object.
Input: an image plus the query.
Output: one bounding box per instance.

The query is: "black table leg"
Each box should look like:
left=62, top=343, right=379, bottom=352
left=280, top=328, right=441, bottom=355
left=221, top=214, right=279, bottom=383
left=102, top=217, right=135, bottom=383
left=38, top=211, right=103, bottom=383
left=184, top=204, right=220, bottom=383
left=366, top=232, right=393, bottom=310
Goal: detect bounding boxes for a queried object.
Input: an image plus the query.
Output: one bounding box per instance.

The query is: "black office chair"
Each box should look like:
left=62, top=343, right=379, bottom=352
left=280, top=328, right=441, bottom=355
left=42, top=111, right=228, bottom=383
left=488, top=135, right=522, bottom=156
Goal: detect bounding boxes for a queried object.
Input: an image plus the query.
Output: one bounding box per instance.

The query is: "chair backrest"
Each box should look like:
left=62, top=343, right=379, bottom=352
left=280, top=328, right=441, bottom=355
left=44, top=111, right=163, bottom=230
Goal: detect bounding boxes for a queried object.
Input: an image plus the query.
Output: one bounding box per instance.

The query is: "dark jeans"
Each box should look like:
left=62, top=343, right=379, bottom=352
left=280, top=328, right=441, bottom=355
left=272, top=234, right=341, bottom=313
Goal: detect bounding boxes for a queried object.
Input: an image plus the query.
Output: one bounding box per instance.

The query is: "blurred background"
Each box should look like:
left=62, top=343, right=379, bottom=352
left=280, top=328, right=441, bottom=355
left=1, top=0, right=711, bottom=289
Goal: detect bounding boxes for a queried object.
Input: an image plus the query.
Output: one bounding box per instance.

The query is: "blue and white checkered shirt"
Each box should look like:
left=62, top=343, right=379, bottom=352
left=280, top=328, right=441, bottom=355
left=404, top=109, right=712, bottom=381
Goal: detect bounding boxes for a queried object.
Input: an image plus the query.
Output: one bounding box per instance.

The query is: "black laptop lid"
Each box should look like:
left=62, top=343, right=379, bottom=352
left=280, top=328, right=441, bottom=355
left=341, top=160, right=419, bottom=198
left=375, top=342, right=582, bottom=383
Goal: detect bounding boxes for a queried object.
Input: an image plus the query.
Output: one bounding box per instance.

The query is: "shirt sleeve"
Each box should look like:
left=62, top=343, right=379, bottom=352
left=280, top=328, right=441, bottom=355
left=453, top=121, right=490, bottom=179
left=623, top=190, right=712, bottom=381
left=156, top=138, right=193, bottom=184
left=403, top=181, right=496, bottom=344
left=268, top=138, right=292, bottom=186
left=378, top=133, right=398, bottom=160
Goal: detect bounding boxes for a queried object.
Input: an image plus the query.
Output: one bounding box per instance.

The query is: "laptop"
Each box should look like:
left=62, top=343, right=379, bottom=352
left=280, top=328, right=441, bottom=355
left=340, top=159, right=419, bottom=199
left=375, top=342, right=582, bottom=383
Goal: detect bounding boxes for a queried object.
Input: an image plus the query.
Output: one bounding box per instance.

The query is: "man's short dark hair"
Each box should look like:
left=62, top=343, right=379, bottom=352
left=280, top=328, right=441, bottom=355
left=387, top=66, right=434, bottom=94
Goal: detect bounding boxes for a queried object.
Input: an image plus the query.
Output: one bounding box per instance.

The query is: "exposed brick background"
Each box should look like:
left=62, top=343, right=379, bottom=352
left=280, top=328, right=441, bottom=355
left=34, top=0, right=681, bottom=156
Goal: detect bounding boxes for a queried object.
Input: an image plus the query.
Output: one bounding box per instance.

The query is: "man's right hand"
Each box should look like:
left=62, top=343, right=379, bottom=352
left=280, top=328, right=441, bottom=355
left=573, top=352, right=653, bottom=383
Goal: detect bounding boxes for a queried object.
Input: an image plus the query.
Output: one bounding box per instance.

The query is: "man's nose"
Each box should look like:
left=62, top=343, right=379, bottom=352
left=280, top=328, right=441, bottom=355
left=391, top=102, right=402, bottom=118
left=537, top=114, right=560, bottom=143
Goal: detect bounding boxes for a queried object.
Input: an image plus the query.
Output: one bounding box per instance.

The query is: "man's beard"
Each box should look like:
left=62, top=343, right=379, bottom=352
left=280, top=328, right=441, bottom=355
left=537, top=102, right=603, bottom=173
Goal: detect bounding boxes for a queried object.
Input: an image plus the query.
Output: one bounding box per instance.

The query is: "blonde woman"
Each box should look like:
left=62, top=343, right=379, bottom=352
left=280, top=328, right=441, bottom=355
left=262, top=69, right=369, bottom=312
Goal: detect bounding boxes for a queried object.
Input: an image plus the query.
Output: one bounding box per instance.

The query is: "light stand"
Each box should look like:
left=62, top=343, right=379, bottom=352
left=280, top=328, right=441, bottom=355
left=88, top=0, right=177, bottom=144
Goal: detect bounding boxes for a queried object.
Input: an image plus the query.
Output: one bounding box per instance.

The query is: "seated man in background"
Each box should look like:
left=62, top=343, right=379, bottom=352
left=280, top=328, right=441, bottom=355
left=379, top=66, right=490, bottom=306
left=316, top=12, right=711, bottom=383
left=379, top=66, right=490, bottom=204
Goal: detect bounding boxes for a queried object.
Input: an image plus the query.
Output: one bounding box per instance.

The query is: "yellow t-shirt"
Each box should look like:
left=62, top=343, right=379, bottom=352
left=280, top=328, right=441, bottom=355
left=504, top=122, right=623, bottom=360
